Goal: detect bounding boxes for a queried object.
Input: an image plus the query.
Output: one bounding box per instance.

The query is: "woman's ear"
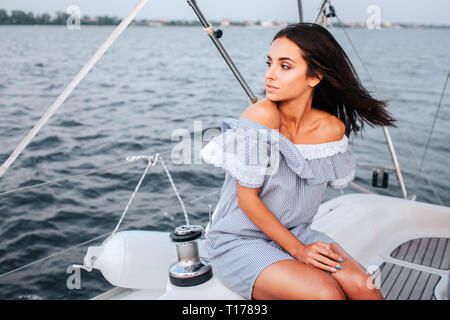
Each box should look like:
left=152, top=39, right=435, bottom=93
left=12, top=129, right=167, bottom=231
left=308, top=73, right=323, bottom=88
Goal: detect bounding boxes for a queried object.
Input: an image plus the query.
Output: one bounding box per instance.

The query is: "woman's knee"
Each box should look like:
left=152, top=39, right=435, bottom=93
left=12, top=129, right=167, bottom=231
left=313, top=283, right=347, bottom=300
left=253, top=260, right=347, bottom=300
left=285, top=276, right=346, bottom=300
left=328, top=242, right=383, bottom=299
left=349, top=272, right=383, bottom=299
left=308, top=274, right=346, bottom=300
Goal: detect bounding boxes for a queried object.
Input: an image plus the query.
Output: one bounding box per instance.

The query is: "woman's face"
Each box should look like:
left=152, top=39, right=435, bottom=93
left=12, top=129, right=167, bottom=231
left=265, top=36, right=320, bottom=102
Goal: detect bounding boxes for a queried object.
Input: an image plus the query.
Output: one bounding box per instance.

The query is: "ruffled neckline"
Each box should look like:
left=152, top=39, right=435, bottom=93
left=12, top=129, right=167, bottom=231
left=294, top=135, right=348, bottom=160
left=293, top=135, right=346, bottom=146
left=230, top=117, right=349, bottom=159
left=221, top=117, right=349, bottom=179
left=217, top=117, right=355, bottom=184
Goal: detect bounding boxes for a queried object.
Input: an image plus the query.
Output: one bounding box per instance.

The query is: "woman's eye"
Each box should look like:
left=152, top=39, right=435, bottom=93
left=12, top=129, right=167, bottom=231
left=266, top=61, right=289, bottom=69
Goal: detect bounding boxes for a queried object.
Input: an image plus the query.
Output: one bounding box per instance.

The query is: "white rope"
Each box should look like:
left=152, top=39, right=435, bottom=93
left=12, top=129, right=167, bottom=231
left=102, top=154, right=158, bottom=245
left=158, top=155, right=190, bottom=226
left=101, top=154, right=191, bottom=248
left=0, top=151, right=220, bottom=279
left=102, top=153, right=191, bottom=246
left=0, top=0, right=149, bottom=180
left=0, top=190, right=221, bottom=280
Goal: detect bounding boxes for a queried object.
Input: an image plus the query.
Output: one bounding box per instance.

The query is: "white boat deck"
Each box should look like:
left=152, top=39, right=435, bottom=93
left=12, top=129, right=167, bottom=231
left=90, top=194, right=450, bottom=300
left=94, top=236, right=449, bottom=300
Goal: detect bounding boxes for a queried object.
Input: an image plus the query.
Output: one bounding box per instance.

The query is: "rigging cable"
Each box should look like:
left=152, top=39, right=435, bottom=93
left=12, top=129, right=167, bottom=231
left=417, top=69, right=449, bottom=175
left=0, top=153, right=222, bottom=280
left=0, top=0, right=149, bottom=180
left=331, top=11, right=444, bottom=204
left=0, top=191, right=221, bottom=281
left=409, top=68, right=449, bottom=202
left=0, top=159, right=140, bottom=198
left=0, top=233, right=109, bottom=280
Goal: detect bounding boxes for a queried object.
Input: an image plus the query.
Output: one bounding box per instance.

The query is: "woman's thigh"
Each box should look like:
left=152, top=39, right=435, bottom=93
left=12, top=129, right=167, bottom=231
left=328, top=243, right=384, bottom=300
left=252, top=259, right=346, bottom=300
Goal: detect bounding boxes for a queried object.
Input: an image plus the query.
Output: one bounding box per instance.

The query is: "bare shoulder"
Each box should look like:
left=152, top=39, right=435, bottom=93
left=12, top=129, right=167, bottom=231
left=317, top=111, right=346, bottom=142
left=240, top=99, right=281, bottom=130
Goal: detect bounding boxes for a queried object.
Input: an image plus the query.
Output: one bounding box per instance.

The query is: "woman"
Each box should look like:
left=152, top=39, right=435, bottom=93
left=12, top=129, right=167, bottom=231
left=200, top=23, right=396, bottom=300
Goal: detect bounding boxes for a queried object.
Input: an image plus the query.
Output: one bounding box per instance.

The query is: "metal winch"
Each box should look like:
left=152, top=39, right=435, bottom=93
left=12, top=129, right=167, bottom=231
left=168, top=224, right=212, bottom=287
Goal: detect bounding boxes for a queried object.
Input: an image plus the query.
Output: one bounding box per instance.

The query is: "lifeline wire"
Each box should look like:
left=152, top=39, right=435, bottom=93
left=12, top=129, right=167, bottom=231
left=0, top=161, right=135, bottom=198
left=0, top=0, right=149, bottom=179
left=0, top=147, right=173, bottom=198
left=0, top=233, right=108, bottom=280
left=0, top=189, right=221, bottom=281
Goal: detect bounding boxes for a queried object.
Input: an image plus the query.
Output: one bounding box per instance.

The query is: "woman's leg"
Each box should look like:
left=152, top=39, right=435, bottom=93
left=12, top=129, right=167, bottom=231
left=252, top=259, right=347, bottom=300
left=328, top=242, right=384, bottom=300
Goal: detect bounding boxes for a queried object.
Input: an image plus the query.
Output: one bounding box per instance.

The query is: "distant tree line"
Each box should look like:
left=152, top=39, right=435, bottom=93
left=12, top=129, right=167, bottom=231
left=2, top=8, right=446, bottom=28
left=0, top=9, right=122, bottom=25
left=0, top=9, right=225, bottom=26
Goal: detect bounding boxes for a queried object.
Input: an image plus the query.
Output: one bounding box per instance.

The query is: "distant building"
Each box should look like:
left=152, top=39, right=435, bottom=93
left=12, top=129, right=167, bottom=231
left=85, top=17, right=98, bottom=23
left=148, top=21, right=163, bottom=27
left=220, top=19, right=230, bottom=27
left=245, top=20, right=256, bottom=27
left=261, top=20, right=275, bottom=28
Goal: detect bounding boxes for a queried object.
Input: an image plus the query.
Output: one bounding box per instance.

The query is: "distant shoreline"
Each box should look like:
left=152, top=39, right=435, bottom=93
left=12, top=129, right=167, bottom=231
left=1, top=24, right=449, bottom=30
left=0, top=9, right=449, bottom=29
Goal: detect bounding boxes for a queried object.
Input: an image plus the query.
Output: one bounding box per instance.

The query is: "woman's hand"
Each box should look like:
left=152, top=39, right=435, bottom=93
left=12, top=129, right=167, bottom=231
left=293, top=241, right=344, bottom=273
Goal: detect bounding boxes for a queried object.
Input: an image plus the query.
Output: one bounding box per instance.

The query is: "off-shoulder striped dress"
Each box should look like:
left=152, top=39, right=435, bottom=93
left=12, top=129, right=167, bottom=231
left=199, top=117, right=356, bottom=300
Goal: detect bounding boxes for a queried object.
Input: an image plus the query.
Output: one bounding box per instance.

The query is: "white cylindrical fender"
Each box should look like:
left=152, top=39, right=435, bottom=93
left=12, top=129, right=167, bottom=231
left=83, top=230, right=179, bottom=289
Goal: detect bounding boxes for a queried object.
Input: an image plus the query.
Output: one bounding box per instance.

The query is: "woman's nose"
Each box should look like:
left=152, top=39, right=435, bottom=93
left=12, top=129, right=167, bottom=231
left=265, top=65, right=277, bottom=81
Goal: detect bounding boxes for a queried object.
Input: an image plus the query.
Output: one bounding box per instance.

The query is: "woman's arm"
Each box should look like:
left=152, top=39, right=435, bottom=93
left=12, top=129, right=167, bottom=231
left=237, top=181, right=305, bottom=257
left=236, top=101, right=343, bottom=272
left=237, top=181, right=344, bottom=273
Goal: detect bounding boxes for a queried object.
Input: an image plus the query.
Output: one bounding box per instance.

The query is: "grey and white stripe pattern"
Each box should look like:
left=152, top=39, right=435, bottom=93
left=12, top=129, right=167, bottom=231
left=200, top=117, right=356, bottom=299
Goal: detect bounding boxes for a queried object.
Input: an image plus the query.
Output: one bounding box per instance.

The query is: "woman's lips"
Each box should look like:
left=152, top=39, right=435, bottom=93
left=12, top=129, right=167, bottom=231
left=266, top=84, right=278, bottom=91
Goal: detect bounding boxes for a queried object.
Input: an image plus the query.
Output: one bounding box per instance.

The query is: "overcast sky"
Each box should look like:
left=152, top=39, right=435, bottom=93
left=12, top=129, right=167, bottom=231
left=1, top=0, right=449, bottom=25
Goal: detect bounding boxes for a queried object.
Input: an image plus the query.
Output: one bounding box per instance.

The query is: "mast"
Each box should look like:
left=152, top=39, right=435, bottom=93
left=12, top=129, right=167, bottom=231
left=186, top=0, right=258, bottom=104
left=297, top=0, right=304, bottom=23
left=314, top=0, right=328, bottom=24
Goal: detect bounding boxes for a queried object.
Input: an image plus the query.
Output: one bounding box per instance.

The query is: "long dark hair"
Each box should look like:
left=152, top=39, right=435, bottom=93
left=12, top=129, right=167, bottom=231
left=273, top=23, right=397, bottom=137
